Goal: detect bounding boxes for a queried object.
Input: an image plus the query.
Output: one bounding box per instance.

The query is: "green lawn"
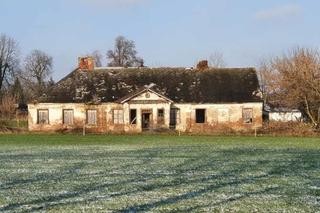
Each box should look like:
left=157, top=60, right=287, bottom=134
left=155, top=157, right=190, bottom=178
left=0, top=135, right=319, bottom=212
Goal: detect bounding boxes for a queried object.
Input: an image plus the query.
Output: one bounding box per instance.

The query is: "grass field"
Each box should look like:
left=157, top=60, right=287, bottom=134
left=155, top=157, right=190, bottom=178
left=0, top=134, right=319, bottom=212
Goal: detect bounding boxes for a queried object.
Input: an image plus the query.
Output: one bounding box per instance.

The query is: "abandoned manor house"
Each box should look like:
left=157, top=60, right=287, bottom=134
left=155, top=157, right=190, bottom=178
left=28, top=57, right=263, bottom=133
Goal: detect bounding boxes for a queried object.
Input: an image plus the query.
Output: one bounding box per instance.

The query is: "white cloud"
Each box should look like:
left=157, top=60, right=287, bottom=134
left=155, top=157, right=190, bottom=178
left=255, top=4, right=302, bottom=21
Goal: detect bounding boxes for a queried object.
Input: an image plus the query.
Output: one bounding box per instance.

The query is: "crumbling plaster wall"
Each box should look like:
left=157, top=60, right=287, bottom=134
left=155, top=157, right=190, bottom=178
left=28, top=102, right=262, bottom=133
left=174, top=103, right=263, bottom=133
left=28, top=102, right=172, bottom=133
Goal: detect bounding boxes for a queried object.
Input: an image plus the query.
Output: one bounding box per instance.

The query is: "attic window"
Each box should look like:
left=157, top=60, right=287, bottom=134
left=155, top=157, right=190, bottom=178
left=243, top=108, right=253, bottom=124
left=196, top=109, right=206, bottom=123
left=130, top=109, right=137, bottom=124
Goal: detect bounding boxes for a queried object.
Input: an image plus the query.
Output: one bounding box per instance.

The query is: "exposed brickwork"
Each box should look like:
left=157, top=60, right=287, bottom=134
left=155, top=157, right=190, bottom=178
left=78, top=57, right=94, bottom=71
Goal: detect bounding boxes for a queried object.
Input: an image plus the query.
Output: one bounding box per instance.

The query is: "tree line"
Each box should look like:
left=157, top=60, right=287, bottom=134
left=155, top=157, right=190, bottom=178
left=0, top=34, right=54, bottom=113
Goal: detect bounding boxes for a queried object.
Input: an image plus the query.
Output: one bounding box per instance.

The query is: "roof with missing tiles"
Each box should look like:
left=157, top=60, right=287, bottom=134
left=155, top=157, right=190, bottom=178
left=49, top=67, right=262, bottom=104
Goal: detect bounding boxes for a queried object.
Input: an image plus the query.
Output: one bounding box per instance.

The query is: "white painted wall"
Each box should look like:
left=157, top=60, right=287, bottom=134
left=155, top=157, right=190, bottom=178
left=269, top=111, right=302, bottom=122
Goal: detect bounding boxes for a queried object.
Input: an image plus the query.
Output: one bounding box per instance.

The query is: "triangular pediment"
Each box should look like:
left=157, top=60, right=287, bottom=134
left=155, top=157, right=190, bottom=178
left=117, top=88, right=173, bottom=104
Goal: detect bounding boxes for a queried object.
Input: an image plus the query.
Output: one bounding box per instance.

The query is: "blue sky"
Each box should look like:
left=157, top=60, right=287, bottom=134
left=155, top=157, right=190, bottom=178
left=0, top=0, right=319, bottom=80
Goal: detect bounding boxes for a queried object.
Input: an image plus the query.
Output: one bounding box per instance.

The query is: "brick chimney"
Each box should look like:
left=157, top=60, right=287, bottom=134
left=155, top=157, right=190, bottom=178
left=196, top=60, right=209, bottom=71
left=78, top=57, right=95, bottom=71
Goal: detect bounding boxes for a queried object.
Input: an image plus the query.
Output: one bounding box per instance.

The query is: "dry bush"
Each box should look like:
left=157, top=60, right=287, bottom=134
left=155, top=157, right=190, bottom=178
left=0, top=94, right=17, bottom=119
left=259, top=121, right=319, bottom=137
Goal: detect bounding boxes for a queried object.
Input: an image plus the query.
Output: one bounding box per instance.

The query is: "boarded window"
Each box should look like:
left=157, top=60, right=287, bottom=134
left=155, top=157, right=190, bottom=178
left=218, top=108, right=229, bottom=123
left=113, top=109, right=124, bottom=124
left=157, top=109, right=164, bottom=124
left=63, top=109, right=74, bottom=125
left=130, top=109, right=137, bottom=124
left=243, top=108, right=253, bottom=124
left=37, top=109, right=49, bottom=124
left=170, top=108, right=180, bottom=127
left=86, top=109, right=97, bottom=125
left=196, top=109, right=206, bottom=123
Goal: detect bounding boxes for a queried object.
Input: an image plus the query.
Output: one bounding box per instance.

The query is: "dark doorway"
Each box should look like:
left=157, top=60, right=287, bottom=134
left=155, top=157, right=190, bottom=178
left=142, top=112, right=152, bottom=130
left=170, top=108, right=180, bottom=129
left=130, top=109, right=137, bottom=124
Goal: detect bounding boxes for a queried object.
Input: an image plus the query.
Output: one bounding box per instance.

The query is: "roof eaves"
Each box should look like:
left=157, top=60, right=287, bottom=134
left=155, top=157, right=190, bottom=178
left=56, top=67, right=79, bottom=85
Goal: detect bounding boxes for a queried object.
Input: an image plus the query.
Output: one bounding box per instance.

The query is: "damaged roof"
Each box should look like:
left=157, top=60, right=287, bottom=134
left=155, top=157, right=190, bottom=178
left=49, top=67, right=262, bottom=103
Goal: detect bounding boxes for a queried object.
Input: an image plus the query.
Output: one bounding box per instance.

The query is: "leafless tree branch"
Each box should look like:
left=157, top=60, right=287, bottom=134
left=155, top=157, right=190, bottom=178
left=107, top=36, right=144, bottom=67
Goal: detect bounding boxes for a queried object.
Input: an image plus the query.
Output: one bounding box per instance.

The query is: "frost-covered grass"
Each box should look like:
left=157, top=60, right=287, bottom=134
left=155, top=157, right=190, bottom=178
left=0, top=134, right=319, bottom=212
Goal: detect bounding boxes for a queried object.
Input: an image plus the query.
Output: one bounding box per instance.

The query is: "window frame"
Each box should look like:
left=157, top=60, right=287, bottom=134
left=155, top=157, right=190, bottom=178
left=86, top=109, right=97, bottom=125
left=63, top=109, right=74, bottom=125
left=37, top=109, right=49, bottom=124
left=176, top=109, right=181, bottom=124
left=113, top=109, right=124, bottom=124
left=243, top=108, right=253, bottom=124
left=195, top=109, right=206, bottom=124
left=130, top=109, right=137, bottom=125
left=170, top=108, right=180, bottom=127
left=157, top=108, right=165, bottom=125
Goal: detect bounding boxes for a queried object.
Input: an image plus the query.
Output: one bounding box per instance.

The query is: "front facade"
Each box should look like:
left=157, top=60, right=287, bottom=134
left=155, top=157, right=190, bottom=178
left=28, top=88, right=263, bottom=133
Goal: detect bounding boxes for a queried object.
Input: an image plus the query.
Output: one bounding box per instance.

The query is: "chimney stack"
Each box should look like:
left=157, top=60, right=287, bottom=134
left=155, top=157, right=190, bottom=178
left=196, top=60, right=209, bottom=71
left=78, top=57, right=95, bottom=71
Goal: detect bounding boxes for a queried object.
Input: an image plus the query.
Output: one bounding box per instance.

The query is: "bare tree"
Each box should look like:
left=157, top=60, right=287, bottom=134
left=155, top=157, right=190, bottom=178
left=209, top=52, right=226, bottom=68
left=24, top=50, right=53, bottom=97
left=91, top=50, right=103, bottom=67
left=0, top=92, right=16, bottom=119
left=107, top=36, right=144, bottom=67
left=261, top=47, right=320, bottom=128
left=10, top=77, right=25, bottom=105
left=257, top=59, right=281, bottom=105
left=0, top=34, right=19, bottom=93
